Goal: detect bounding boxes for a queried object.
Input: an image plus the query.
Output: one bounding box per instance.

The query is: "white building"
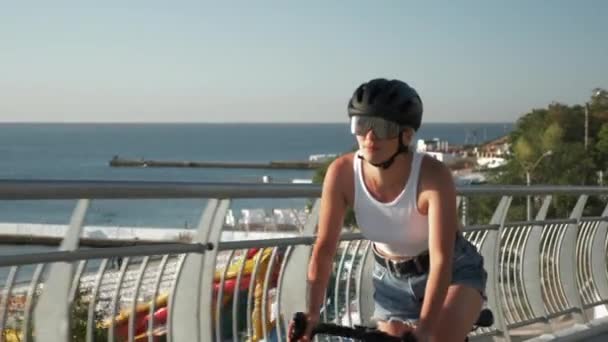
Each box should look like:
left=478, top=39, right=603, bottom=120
left=416, top=139, right=458, bottom=164
left=476, top=156, right=507, bottom=169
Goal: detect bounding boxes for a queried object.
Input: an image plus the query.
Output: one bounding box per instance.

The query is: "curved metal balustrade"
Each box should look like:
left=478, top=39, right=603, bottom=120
left=0, top=181, right=608, bottom=341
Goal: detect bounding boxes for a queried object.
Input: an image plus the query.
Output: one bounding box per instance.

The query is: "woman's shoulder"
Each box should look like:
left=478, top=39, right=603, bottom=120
left=418, top=152, right=455, bottom=188
left=320, top=153, right=356, bottom=200
left=329, top=152, right=355, bottom=171
left=323, top=153, right=355, bottom=184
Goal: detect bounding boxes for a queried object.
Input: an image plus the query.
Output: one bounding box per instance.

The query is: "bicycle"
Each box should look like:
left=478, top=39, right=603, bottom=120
left=289, top=308, right=494, bottom=341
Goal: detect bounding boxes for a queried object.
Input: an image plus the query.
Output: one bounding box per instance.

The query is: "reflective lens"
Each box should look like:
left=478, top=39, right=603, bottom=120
left=350, top=116, right=401, bottom=139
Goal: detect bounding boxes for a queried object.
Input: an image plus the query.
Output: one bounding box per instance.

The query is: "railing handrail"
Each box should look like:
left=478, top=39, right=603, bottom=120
left=1, top=179, right=608, bottom=199
left=2, top=181, right=608, bottom=341
left=0, top=242, right=212, bottom=267
left=0, top=233, right=369, bottom=268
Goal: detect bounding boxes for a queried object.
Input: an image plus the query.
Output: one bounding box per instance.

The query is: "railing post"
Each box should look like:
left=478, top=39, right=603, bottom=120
left=0, top=267, right=18, bottom=338
left=521, top=195, right=553, bottom=332
left=460, top=195, right=468, bottom=226
left=559, top=195, right=589, bottom=323
left=479, top=196, right=512, bottom=341
left=170, top=199, right=229, bottom=341
left=33, top=199, right=89, bottom=342
left=277, top=200, right=321, bottom=336
left=588, top=202, right=608, bottom=318
left=199, top=199, right=229, bottom=341
left=357, top=241, right=375, bottom=326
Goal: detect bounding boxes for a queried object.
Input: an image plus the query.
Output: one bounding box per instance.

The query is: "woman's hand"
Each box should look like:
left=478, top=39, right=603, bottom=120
left=411, top=326, right=431, bottom=342
left=287, top=312, right=319, bottom=342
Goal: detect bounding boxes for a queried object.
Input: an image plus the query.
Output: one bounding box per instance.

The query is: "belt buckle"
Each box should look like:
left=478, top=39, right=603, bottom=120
left=388, top=259, right=403, bottom=277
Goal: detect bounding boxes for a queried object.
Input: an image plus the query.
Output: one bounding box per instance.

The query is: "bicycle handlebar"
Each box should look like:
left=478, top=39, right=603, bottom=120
left=289, top=308, right=494, bottom=341
left=290, top=312, right=418, bottom=342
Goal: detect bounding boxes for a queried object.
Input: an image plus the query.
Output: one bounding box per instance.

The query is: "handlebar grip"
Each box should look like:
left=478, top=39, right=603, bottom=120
left=401, top=331, right=418, bottom=342
left=290, top=312, right=308, bottom=340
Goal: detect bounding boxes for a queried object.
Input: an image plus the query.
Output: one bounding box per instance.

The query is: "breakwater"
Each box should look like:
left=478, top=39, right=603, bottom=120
left=109, top=156, right=326, bottom=170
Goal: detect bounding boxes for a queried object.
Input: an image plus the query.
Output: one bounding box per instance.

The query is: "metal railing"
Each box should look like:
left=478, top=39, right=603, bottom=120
left=1, top=181, right=608, bottom=341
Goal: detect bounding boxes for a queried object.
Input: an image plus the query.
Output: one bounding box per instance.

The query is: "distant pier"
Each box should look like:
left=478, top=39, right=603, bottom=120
left=109, top=156, right=327, bottom=170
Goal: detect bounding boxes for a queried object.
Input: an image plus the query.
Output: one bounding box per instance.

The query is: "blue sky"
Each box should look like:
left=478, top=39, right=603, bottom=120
left=1, top=1, right=606, bottom=123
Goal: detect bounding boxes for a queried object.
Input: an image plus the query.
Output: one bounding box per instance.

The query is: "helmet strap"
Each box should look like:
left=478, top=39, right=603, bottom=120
left=357, top=131, right=408, bottom=169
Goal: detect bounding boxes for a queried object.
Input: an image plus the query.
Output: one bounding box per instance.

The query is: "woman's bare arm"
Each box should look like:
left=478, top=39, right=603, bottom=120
left=417, top=158, right=459, bottom=334
left=306, top=157, right=349, bottom=316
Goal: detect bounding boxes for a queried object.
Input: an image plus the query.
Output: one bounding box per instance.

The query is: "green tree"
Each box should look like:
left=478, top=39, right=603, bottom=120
left=541, top=122, right=563, bottom=152
left=469, top=89, right=608, bottom=222
left=594, top=123, right=608, bottom=170
left=589, top=88, right=608, bottom=122
left=513, top=137, right=534, bottom=163
left=3, top=288, right=110, bottom=342
left=71, top=288, right=109, bottom=342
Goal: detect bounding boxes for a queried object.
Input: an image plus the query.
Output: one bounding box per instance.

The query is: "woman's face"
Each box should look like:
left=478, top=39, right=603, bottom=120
left=354, top=125, right=414, bottom=164
left=356, top=129, right=398, bottom=164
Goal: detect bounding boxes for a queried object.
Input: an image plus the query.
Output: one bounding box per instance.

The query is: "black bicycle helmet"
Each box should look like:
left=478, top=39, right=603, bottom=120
left=347, top=78, right=423, bottom=131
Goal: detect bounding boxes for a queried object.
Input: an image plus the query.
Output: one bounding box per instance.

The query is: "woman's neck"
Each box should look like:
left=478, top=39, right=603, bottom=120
left=363, top=152, right=412, bottom=193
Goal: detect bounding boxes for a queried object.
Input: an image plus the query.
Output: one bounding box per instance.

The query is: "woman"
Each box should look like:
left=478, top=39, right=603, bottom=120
left=289, top=78, right=488, bottom=342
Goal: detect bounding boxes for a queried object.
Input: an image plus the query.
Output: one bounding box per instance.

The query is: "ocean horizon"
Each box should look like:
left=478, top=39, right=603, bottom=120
left=0, top=122, right=514, bottom=229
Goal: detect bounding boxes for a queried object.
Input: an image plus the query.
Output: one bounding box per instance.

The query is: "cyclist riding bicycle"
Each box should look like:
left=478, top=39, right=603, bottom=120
left=288, top=78, right=488, bottom=342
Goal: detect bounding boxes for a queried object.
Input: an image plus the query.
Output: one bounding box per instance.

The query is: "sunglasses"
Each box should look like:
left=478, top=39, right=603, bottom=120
left=350, top=116, right=402, bottom=139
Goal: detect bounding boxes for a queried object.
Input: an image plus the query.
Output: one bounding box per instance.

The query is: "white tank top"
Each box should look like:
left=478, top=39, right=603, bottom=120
left=353, top=151, right=429, bottom=257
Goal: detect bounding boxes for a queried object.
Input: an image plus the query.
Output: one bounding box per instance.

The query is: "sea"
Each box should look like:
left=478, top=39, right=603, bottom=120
left=0, top=122, right=513, bottom=229
left=0, top=122, right=513, bottom=284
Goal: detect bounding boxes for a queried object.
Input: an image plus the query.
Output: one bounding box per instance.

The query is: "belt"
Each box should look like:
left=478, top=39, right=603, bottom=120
left=373, top=246, right=430, bottom=277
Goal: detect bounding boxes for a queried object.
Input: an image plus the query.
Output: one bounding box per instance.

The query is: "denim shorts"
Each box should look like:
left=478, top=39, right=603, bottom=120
left=371, top=234, right=488, bottom=323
